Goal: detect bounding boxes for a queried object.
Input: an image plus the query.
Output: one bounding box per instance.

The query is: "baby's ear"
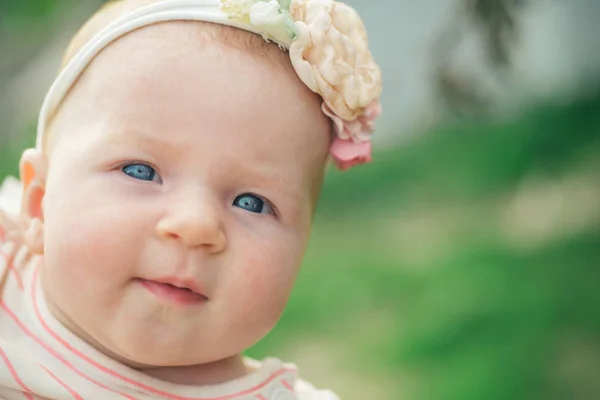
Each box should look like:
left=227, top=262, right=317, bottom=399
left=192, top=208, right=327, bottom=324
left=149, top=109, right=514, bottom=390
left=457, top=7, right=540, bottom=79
left=19, top=149, right=48, bottom=254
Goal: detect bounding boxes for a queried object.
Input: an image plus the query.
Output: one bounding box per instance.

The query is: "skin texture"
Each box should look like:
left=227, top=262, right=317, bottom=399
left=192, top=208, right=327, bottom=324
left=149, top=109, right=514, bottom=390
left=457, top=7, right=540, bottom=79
left=20, top=21, right=330, bottom=385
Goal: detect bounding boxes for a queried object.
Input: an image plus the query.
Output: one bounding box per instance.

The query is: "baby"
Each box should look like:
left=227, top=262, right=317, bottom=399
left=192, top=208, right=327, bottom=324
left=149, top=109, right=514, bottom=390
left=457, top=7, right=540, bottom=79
left=0, top=0, right=381, bottom=398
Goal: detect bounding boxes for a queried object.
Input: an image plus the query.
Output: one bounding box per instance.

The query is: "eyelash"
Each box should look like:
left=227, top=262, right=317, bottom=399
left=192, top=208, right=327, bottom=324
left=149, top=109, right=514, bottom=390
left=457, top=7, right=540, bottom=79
left=251, top=194, right=280, bottom=218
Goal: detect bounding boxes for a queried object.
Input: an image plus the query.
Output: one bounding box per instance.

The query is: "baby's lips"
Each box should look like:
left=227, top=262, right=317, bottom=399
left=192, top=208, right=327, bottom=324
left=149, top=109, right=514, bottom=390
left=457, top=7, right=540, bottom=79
left=141, top=275, right=209, bottom=298
left=138, top=278, right=209, bottom=306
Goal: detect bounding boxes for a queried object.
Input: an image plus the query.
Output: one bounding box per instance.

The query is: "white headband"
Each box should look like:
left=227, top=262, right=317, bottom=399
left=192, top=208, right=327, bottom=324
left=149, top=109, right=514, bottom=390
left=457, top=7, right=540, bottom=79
left=37, top=0, right=382, bottom=170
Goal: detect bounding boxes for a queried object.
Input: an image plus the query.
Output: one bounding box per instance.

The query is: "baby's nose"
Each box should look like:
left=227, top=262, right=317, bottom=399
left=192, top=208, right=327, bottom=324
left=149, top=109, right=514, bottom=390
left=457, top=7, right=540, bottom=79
left=155, top=190, right=226, bottom=252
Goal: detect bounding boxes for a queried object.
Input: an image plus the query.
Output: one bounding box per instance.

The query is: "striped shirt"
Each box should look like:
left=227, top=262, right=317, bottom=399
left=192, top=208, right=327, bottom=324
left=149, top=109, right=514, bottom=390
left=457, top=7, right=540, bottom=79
left=0, top=210, right=339, bottom=400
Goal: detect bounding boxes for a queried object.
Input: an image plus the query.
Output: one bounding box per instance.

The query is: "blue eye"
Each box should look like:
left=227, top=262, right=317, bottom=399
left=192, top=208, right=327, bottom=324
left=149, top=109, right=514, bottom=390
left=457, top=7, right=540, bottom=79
left=122, top=163, right=157, bottom=181
left=233, top=194, right=273, bottom=215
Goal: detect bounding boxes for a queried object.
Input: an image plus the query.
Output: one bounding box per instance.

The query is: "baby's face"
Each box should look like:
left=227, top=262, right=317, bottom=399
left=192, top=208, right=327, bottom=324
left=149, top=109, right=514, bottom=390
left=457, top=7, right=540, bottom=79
left=40, top=23, right=330, bottom=366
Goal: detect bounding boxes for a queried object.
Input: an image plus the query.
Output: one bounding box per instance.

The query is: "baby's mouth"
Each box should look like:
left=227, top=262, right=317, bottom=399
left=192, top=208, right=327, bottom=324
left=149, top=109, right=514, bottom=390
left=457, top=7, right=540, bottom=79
left=136, top=278, right=208, bottom=306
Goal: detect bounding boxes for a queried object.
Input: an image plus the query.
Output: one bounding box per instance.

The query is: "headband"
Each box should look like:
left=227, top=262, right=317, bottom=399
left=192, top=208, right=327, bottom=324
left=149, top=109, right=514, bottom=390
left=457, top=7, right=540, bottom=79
left=37, top=0, right=382, bottom=170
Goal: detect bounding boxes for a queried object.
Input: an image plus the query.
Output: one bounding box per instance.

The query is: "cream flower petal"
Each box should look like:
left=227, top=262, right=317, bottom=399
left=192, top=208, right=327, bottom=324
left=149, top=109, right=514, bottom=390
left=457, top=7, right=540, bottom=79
left=250, top=1, right=285, bottom=26
left=221, top=0, right=256, bottom=23
left=318, top=46, right=338, bottom=85
left=289, top=22, right=319, bottom=91
left=289, top=0, right=382, bottom=143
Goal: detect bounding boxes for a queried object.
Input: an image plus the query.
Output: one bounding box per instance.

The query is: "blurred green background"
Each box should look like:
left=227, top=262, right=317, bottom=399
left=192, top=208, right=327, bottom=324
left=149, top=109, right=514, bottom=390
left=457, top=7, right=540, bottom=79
left=1, top=1, right=599, bottom=399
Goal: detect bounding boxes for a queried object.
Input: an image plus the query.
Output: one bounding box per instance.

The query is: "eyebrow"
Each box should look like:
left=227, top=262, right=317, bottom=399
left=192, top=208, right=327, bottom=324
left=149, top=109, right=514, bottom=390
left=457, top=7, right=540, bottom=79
left=99, top=130, right=178, bottom=153
left=226, top=158, right=306, bottom=200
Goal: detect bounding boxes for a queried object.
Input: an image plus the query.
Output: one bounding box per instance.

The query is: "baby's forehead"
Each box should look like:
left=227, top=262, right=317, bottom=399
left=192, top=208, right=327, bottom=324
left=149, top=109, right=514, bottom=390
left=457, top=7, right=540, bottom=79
left=50, top=20, right=330, bottom=175
left=78, top=21, right=308, bottom=109
left=65, top=21, right=299, bottom=113
left=49, top=18, right=312, bottom=141
left=63, top=1, right=291, bottom=74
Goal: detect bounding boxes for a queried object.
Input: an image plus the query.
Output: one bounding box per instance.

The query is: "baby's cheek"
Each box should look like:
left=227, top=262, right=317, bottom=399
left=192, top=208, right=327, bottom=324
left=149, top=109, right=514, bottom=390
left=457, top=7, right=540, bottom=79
left=227, top=235, right=303, bottom=334
left=43, top=203, right=140, bottom=294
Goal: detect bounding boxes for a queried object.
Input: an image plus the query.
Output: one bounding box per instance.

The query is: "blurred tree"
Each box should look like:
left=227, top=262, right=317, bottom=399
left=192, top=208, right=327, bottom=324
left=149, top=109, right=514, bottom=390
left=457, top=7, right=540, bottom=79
left=0, top=0, right=94, bottom=148
left=433, top=0, right=534, bottom=117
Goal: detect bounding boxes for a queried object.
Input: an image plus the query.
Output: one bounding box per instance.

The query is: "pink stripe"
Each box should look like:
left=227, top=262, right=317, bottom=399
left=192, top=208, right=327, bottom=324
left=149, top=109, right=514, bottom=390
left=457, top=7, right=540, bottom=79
left=0, top=250, right=24, bottom=290
left=0, top=301, right=135, bottom=399
left=256, top=395, right=267, bottom=400
left=30, top=263, right=297, bottom=400
left=0, top=346, right=35, bottom=400
left=41, top=364, right=84, bottom=400
left=281, top=379, right=293, bottom=391
left=0, top=226, right=5, bottom=242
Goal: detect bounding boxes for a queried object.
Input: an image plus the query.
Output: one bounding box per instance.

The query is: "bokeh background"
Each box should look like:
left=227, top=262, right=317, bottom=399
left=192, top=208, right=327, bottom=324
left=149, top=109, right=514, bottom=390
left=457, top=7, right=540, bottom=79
left=1, top=1, right=599, bottom=399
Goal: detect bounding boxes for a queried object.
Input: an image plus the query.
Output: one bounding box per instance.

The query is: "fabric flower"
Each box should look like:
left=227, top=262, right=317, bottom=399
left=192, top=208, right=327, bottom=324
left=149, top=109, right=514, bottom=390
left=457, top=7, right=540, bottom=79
left=288, top=0, right=382, bottom=169
left=250, top=0, right=285, bottom=25
left=329, top=137, right=372, bottom=170
left=249, top=0, right=295, bottom=43
left=323, top=98, right=380, bottom=169
left=223, top=0, right=296, bottom=45
left=321, top=98, right=381, bottom=142
left=220, top=0, right=257, bottom=23
left=288, top=0, right=382, bottom=130
left=220, top=0, right=383, bottom=170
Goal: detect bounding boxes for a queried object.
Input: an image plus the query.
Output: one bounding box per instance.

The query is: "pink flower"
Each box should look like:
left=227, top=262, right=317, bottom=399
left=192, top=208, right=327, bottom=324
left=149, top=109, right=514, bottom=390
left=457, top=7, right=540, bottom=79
left=329, top=137, right=372, bottom=170
left=322, top=98, right=381, bottom=169
left=322, top=98, right=381, bottom=141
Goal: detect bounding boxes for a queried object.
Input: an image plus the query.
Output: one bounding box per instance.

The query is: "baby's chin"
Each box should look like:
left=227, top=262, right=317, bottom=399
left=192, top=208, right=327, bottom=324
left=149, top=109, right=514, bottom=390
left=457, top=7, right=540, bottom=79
left=102, top=334, right=236, bottom=368
left=101, top=337, right=249, bottom=384
left=90, top=317, right=257, bottom=369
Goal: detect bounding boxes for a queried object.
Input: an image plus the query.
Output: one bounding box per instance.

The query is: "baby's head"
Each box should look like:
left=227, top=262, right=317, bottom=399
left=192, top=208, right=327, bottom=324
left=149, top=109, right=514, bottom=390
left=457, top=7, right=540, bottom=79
left=18, top=0, right=380, bottom=380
